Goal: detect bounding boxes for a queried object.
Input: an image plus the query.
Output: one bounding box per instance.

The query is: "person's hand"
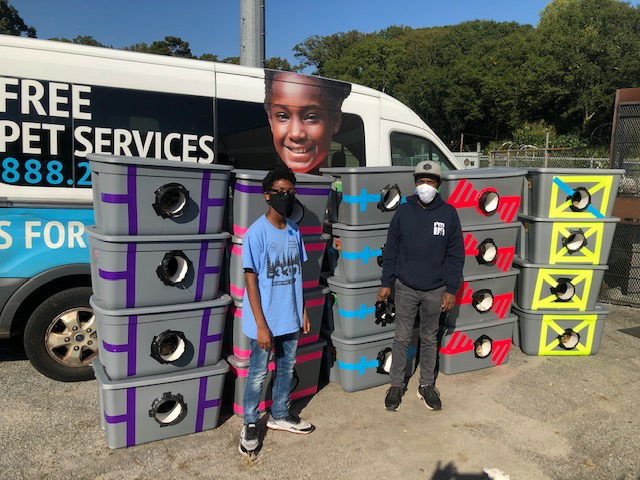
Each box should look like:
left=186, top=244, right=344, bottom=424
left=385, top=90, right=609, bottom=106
left=257, top=324, right=272, bottom=350
left=377, top=287, right=391, bottom=302
left=441, top=292, right=456, bottom=312
left=302, top=311, right=311, bottom=335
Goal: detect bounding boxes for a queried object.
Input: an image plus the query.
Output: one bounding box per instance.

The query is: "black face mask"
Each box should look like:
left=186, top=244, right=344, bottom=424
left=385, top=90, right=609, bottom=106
left=268, top=191, right=296, bottom=217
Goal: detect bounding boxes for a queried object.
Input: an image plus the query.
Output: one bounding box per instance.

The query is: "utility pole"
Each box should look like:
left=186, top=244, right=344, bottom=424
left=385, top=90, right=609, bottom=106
left=240, top=0, right=265, bottom=68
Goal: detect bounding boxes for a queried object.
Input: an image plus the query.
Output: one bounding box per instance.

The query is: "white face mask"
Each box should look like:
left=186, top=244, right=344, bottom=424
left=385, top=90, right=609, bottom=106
left=416, top=184, right=438, bottom=204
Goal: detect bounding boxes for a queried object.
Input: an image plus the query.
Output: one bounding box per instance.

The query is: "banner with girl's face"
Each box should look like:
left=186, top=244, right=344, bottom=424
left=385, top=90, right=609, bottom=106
left=264, top=71, right=352, bottom=173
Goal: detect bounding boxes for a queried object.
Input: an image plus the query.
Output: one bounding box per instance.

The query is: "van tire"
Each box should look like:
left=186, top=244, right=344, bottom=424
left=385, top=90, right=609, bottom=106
left=23, top=287, right=96, bottom=382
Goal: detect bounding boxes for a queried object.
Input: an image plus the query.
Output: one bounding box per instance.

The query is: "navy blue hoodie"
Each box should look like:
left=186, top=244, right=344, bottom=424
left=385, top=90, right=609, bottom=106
left=381, top=193, right=464, bottom=294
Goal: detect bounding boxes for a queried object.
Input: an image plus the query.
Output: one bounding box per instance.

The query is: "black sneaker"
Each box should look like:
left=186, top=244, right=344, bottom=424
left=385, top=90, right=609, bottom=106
left=385, top=386, right=403, bottom=411
left=239, top=423, right=259, bottom=455
left=417, top=384, right=442, bottom=411
left=266, top=413, right=315, bottom=434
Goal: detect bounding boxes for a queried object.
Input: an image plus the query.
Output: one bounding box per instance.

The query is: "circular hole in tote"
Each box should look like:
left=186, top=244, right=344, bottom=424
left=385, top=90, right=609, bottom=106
left=382, top=187, right=401, bottom=211
left=477, top=240, right=497, bottom=264
left=376, top=348, right=393, bottom=374
left=474, top=336, right=492, bottom=358
left=478, top=191, right=500, bottom=215
left=166, top=255, right=190, bottom=284
left=472, top=290, right=494, bottom=313
left=158, top=334, right=186, bottom=362
left=559, top=329, right=580, bottom=350
left=289, top=198, right=304, bottom=224
left=149, top=393, right=188, bottom=426
left=565, top=232, right=586, bottom=252
left=570, top=187, right=591, bottom=211
left=554, top=280, right=575, bottom=301
left=153, top=183, right=189, bottom=218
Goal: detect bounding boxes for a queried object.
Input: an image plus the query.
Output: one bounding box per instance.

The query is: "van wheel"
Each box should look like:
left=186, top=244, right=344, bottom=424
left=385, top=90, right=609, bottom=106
left=23, top=287, right=97, bottom=382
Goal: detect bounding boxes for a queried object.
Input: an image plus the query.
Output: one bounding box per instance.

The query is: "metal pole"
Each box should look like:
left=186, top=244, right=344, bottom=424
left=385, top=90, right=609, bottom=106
left=460, top=133, right=464, bottom=152
left=240, top=0, right=265, bottom=68
left=544, top=131, right=550, bottom=168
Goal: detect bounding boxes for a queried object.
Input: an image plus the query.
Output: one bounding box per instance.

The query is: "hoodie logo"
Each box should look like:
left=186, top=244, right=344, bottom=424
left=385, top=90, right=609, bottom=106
left=433, top=221, right=446, bottom=236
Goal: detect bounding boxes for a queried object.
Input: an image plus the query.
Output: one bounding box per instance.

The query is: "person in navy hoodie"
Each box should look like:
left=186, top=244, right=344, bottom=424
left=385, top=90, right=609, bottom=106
left=377, top=161, right=464, bottom=412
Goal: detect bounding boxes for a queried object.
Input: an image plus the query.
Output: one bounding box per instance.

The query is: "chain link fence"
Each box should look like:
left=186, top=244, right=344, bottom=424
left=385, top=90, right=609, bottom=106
left=483, top=146, right=610, bottom=169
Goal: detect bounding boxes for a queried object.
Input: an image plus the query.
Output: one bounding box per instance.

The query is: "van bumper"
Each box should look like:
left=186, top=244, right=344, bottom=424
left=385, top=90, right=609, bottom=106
left=0, top=278, right=28, bottom=338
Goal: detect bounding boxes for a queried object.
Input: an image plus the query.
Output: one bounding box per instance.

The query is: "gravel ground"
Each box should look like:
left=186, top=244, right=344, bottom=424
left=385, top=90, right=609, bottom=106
left=1, top=304, right=639, bottom=480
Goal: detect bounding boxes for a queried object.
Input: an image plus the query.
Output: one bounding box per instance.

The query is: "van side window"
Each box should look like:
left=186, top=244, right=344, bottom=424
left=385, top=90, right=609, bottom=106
left=390, top=132, right=453, bottom=171
left=216, top=98, right=366, bottom=169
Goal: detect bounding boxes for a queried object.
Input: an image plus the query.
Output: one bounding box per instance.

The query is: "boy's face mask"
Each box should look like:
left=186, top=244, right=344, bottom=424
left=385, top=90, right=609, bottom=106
left=268, top=190, right=296, bottom=217
left=416, top=183, right=438, bottom=204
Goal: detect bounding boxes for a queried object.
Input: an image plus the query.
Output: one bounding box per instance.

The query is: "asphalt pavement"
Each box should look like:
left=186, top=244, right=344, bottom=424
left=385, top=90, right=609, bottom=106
left=1, top=303, right=639, bottom=480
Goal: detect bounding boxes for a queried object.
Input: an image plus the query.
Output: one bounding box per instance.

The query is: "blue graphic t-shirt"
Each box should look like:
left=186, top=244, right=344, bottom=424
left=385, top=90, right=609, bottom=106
left=242, top=215, right=308, bottom=339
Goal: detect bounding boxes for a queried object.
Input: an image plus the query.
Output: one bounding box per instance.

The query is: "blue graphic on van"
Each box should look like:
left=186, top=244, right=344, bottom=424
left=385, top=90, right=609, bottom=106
left=0, top=207, right=94, bottom=277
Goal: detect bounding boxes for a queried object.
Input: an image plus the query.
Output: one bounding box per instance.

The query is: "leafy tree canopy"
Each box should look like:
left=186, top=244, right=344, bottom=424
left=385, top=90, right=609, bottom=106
left=0, top=0, right=35, bottom=37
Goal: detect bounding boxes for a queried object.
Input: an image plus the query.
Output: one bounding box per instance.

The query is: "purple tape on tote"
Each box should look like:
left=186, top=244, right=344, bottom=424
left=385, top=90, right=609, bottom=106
left=104, top=387, right=136, bottom=447
left=98, top=243, right=137, bottom=308
left=194, top=241, right=220, bottom=302
left=195, top=376, right=221, bottom=433
left=197, top=308, right=223, bottom=367
left=198, top=172, right=225, bottom=234
left=102, top=315, right=138, bottom=377
left=101, top=165, right=138, bottom=235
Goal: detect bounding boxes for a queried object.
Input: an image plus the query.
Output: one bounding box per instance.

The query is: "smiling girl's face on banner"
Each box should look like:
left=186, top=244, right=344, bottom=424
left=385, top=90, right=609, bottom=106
left=264, top=72, right=350, bottom=174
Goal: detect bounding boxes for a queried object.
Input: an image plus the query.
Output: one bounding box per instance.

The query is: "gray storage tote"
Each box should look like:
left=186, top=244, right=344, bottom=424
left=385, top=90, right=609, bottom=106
left=324, top=328, right=419, bottom=393
left=518, top=213, right=619, bottom=265
left=225, top=339, right=326, bottom=416
left=512, top=304, right=608, bottom=356
left=93, top=358, right=228, bottom=448
left=92, top=295, right=231, bottom=380
left=320, top=166, right=415, bottom=226
left=439, top=316, right=516, bottom=375
left=230, top=169, right=332, bottom=238
left=88, top=154, right=232, bottom=236
left=513, top=257, right=607, bottom=311
left=87, top=227, right=228, bottom=309
left=440, top=167, right=527, bottom=226
left=523, top=167, right=624, bottom=219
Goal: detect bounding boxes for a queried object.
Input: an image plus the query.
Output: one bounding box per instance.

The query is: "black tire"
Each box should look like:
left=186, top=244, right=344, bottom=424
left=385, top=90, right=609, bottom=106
left=23, top=287, right=96, bottom=382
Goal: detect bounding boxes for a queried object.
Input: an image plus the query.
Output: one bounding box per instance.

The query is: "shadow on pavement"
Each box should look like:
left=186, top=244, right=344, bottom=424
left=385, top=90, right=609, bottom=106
left=431, top=461, right=490, bottom=479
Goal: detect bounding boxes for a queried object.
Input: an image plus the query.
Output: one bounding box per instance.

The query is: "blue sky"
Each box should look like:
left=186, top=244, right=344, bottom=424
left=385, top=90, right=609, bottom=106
left=11, top=0, right=564, bottom=65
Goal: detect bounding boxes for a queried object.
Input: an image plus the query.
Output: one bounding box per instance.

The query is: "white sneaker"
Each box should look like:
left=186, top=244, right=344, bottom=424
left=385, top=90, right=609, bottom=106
left=239, top=423, right=259, bottom=455
left=266, top=414, right=315, bottom=434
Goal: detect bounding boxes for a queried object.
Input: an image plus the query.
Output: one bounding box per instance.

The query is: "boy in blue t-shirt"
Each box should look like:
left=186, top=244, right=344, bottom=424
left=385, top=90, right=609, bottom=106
left=239, top=166, right=314, bottom=456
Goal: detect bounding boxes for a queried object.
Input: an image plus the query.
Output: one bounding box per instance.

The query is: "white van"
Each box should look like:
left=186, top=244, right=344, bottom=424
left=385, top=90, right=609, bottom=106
left=0, top=35, right=462, bottom=381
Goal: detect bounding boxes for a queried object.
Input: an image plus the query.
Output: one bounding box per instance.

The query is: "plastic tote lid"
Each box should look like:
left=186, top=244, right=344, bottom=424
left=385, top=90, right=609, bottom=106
left=87, top=153, right=233, bottom=171
left=232, top=169, right=333, bottom=184
left=442, top=167, right=527, bottom=179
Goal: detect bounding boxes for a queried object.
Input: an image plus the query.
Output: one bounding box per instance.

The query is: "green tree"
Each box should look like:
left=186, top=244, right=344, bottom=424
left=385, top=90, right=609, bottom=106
left=199, top=53, right=219, bottom=62
left=125, top=36, right=194, bottom=58
left=49, top=35, right=109, bottom=47
left=0, top=0, right=36, bottom=37
left=525, top=0, right=640, bottom=137
left=264, top=56, right=299, bottom=72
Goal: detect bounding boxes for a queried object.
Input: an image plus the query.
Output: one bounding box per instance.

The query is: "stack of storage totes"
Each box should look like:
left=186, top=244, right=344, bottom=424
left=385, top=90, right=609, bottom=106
left=223, top=169, right=332, bottom=411
left=225, top=287, right=328, bottom=360
left=437, top=167, right=527, bottom=374
left=225, top=339, right=326, bottom=417
left=318, top=166, right=417, bottom=392
left=225, top=169, right=331, bottom=309
left=86, top=153, right=232, bottom=448
left=513, top=168, right=624, bottom=356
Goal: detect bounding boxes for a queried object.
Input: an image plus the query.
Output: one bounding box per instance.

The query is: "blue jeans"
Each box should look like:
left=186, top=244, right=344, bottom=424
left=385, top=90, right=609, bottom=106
left=243, top=332, right=298, bottom=425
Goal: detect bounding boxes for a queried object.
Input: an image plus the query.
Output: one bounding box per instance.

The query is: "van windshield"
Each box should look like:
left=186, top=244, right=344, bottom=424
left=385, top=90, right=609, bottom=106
left=390, top=132, right=453, bottom=170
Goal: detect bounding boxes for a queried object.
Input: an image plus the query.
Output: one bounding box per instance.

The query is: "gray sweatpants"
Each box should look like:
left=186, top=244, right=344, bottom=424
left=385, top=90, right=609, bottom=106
left=389, top=279, right=445, bottom=388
